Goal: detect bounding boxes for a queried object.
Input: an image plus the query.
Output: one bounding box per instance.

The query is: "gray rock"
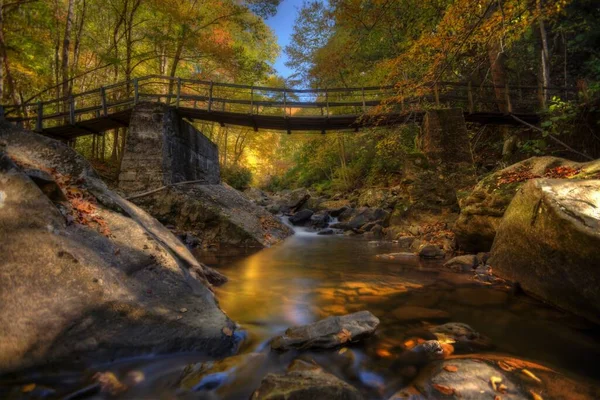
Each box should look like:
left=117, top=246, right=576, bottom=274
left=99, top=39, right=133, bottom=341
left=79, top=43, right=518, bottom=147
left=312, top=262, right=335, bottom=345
left=0, top=126, right=238, bottom=373
left=429, top=322, right=493, bottom=351
left=132, top=183, right=293, bottom=248
left=329, top=206, right=349, bottom=218
left=418, top=244, right=445, bottom=259
left=396, top=235, right=417, bottom=249
left=317, top=229, right=334, bottom=235
left=330, top=222, right=351, bottom=231
left=309, top=211, right=331, bottom=229
left=489, top=178, right=600, bottom=324
left=251, top=360, right=364, bottom=400
left=271, top=311, right=379, bottom=351
left=415, top=359, right=526, bottom=399
left=443, top=255, right=478, bottom=272
left=289, top=209, right=314, bottom=226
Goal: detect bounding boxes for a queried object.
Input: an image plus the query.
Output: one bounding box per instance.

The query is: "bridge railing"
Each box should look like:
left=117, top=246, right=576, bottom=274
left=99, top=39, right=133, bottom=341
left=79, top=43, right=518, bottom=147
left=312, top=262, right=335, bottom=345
left=2, top=75, right=579, bottom=132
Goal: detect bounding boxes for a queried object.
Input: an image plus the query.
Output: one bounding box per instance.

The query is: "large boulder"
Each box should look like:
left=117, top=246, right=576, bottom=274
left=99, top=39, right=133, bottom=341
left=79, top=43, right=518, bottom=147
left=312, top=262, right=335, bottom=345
left=0, top=125, right=238, bottom=373
left=271, top=311, right=380, bottom=351
left=130, top=183, right=293, bottom=248
left=489, top=178, right=600, bottom=323
left=397, top=354, right=600, bottom=400
left=454, top=156, right=600, bottom=252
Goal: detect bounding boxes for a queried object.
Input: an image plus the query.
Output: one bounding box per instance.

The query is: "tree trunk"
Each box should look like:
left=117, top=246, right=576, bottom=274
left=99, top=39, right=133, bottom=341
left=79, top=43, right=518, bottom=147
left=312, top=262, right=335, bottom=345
left=70, top=0, right=87, bottom=95
left=61, top=0, right=75, bottom=101
left=537, top=0, right=551, bottom=106
left=487, top=39, right=508, bottom=114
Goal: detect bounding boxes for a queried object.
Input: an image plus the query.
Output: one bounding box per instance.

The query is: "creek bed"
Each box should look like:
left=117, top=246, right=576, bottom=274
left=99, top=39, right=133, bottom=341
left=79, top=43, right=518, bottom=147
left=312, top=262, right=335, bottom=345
left=2, top=233, right=600, bottom=399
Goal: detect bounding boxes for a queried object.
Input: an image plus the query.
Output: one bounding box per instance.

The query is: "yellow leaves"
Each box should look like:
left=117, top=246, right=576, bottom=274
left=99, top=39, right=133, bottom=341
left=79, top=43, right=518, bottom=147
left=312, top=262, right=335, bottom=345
left=490, top=376, right=503, bottom=392
left=529, top=389, right=544, bottom=400
left=433, top=383, right=455, bottom=396
left=443, top=365, right=458, bottom=372
left=338, top=347, right=348, bottom=355
left=222, top=327, right=233, bottom=336
left=93, top=372, right=128, bottom=395
left=21, top=383, right=36, bottom=393
left=336, top=328, right=352, bottom=344
left=521, top=369, right=542, bottom=383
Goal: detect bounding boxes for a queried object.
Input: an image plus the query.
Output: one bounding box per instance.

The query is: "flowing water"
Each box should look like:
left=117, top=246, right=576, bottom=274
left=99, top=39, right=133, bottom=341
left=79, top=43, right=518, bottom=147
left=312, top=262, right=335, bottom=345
left=3, top=228, right=600, bottom=399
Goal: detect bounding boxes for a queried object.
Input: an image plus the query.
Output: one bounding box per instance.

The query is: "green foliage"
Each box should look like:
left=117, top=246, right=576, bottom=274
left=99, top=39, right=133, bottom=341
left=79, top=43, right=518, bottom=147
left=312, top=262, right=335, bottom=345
left=541, top=97, right=579, bottom=137
left=222, top=164, right=253, bottom=190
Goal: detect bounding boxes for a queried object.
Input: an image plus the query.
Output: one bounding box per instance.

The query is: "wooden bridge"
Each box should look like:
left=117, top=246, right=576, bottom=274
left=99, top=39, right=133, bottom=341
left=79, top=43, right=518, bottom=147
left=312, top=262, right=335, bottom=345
left=1, top=75, right=577, bottom=140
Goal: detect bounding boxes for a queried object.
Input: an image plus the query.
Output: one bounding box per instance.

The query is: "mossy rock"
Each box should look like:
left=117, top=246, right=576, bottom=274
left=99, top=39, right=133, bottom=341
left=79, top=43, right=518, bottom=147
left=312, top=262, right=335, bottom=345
left=489, top=178, right=600, bottom=324
left=454, top=156, right=600, bottom=252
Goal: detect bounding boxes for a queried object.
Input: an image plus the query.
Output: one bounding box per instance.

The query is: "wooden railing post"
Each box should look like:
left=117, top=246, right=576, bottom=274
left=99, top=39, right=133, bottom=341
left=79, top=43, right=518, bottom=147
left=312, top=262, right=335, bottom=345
left=283, top=88, right=287, bottom=116
left=467, top=81, right=474, bottom=113
left=249, top=86, right=254, bottom=114
left=36, top=101, right=43, bottom=132
left=325, top=88, right=329, bottom=116
left=176, top=78, right=181, bottom=108
left=133, top=78, right=139, bottom=104
left=208, top=81, right=214, bottom=112
left=69, top=96, right=75, bottom=125
left=0, top=105, right=4, bottom=120
left=361, top=87, right=366, bottom=113
left=434, top=83, right=440, bottom=106
left=101, top=86, right=108, bottom=116
left=505, top=83, right=512, bottom=114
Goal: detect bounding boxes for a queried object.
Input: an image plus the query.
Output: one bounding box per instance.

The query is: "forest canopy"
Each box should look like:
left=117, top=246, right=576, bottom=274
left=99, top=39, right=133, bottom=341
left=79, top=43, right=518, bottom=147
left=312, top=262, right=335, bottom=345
left=1, top=0, right=599, bottom=191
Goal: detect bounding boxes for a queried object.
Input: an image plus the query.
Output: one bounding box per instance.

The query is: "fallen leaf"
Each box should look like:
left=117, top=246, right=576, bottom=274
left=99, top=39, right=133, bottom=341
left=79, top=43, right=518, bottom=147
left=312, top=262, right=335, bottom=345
left=529, top=389, right=543, bottom=400
left=179, top=308, right=188, bottom=313
left=222, top=327, right=233, bottom=336
left=21, top=383, right=36, bottom=393
left=376, top=348, right=391, bottom=358
left=93, top=371, right=128, bottom=395
left=336, top=328, right=352, bottom=343
left=443, top=365, right=458, bottom=372
left=338, top=347, right=348, bottom=354
left=498, top=384, right=508, bottom=393
left=490, top=376, right=502, bottom=391
left=498, top=361, right=515, bottom=371
left=433, top=384, right=455, bottom=396
left=522, top=369, right=542, bottom=383
left=125, top=370, right=145, bottom=385
left=404, top=339, right=415, bottom=349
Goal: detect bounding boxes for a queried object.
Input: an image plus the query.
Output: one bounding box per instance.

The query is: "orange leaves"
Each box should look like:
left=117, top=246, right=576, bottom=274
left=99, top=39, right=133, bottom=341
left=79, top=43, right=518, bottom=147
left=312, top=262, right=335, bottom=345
left=93, top=372, right=128, bottom=395
left=14, top=159, right=111, bottom=237
left=443, top=365, right=458, bottom=372
left=433, top=383, right=455, bottom=396
left=544, top=166, right=580, bottom=179
left=497, top=166, right=540, bottom=186
left=62, top=176, right=111, bottom=237
left=336, top=328, right=352, bottom=344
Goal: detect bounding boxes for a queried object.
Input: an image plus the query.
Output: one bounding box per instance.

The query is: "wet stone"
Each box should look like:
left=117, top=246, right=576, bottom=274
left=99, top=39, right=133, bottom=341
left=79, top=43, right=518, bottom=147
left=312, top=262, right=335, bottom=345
left=271, top=311, right=380, bottom=351
left=251, top=360, right=364, bottom=400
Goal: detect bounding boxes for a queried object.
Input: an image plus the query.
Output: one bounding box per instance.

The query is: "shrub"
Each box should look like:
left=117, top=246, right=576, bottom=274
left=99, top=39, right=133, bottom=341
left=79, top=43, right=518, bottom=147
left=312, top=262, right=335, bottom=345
left=221, top=164, right=252, bottom=190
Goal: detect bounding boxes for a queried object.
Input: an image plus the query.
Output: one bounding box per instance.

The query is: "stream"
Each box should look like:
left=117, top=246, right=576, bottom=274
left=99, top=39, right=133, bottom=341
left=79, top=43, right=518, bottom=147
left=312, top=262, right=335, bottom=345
left=3, top=226, right=600, bottom=399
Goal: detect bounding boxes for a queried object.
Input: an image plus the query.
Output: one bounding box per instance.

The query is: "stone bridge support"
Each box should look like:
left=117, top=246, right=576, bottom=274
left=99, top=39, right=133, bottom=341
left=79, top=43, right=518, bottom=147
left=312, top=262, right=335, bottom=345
left=118, top=103, right=220, bottom=194
left=419, top=108, right=472, bottom=167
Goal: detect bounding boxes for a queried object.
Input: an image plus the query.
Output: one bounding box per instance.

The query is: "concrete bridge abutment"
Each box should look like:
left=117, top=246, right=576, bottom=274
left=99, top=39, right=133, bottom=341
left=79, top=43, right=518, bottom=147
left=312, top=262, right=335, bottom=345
left=118, top=103, right=220, bottom=194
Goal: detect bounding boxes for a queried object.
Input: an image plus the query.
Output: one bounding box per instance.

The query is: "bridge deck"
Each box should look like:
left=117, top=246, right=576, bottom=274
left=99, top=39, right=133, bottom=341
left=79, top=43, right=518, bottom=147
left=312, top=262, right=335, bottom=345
left=33, top=107, right=540, bottom=140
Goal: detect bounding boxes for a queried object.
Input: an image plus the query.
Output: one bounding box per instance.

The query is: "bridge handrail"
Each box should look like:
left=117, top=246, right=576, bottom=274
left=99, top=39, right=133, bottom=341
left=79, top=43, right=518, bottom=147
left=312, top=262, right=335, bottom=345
left=0, top=74, right=581, bottom=135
